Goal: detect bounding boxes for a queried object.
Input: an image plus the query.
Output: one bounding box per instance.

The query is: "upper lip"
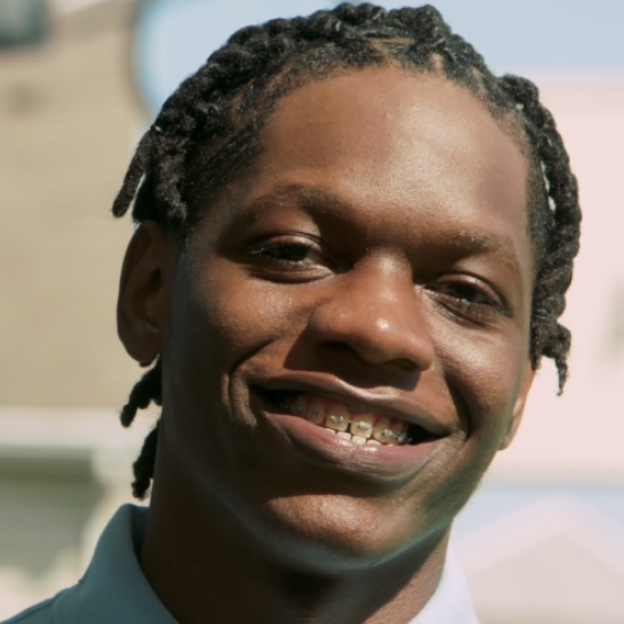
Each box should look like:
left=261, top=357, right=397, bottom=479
left=252, top=373, right=452, bottom=437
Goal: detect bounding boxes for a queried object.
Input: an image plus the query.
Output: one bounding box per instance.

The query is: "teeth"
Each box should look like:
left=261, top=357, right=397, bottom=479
left=325, top=404, right=349, bottom=432
left=350, top=413, right=375, bottom=438
left=372, top=417, right=408, bottom=445
left=387, top=420, right=409, bottom=445
left=372, top=417, right=392, bottom=443
left=280, top=392, right=412, bottom=447
left=291, top=395, right=307, bottom=418
left=306, top=397, right=326, bottom=425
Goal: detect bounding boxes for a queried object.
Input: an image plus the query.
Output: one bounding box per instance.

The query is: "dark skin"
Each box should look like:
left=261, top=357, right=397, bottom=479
left=118, top=68, right=535, bottom=624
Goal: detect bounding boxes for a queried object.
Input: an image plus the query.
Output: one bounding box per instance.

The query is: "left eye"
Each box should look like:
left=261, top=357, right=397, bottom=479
left=260, top=243, right=316, bottom=264
left=426, top=278, right=508, bottom=323
left=437, top=281, right=497, bottom=305
left=247, top=235, right=334, bottom=280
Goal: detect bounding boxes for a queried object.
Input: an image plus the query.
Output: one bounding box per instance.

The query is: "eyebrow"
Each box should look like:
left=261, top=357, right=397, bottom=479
left=245, top=183, right=345, bottom=216
left=443, top=230, right=526, bottom=279
left=446, top=230, right=515, bottom=255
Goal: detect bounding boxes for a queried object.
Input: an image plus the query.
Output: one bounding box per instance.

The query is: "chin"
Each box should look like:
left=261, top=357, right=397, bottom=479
left=241, top=493, right=447, bottom=574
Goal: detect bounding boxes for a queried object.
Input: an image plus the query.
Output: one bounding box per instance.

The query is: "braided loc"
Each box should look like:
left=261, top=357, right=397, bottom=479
left=113, top=3, right=581, bottom=498
left=499, top=75, right=581, bottom=388
left=119, top=357, right=162, bottom=499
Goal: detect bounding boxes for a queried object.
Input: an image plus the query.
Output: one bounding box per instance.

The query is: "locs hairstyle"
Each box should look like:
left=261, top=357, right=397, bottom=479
left=112, top=3, right=581, bottom=499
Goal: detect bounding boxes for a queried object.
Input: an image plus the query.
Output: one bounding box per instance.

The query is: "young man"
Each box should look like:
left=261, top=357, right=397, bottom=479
left=5, top=3, right=580, bottom=623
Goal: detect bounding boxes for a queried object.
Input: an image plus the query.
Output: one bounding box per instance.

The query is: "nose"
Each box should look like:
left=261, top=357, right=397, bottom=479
left=306, top=260, right=435, bottom=373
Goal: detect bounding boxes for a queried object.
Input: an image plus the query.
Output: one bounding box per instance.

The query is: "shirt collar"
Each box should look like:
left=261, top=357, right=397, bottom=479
left=407, top=548, right=481, bottom=624
left=54, top=504, right=479, bottom=624
left=54, top=504, right=177, bottom=624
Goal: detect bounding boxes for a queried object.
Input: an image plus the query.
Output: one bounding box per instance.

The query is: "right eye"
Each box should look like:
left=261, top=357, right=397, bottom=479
left=247, top=235, right=335, bottom=281
left=256, top=241, right=319, bottom=265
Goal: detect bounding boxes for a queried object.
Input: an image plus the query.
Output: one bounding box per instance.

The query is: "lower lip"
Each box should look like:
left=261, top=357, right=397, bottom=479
left=267, top=410, right=440, bottom=484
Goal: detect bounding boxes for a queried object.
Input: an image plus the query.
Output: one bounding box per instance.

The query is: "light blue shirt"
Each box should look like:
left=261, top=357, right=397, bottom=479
left=3, top=505, right=480, bottom=624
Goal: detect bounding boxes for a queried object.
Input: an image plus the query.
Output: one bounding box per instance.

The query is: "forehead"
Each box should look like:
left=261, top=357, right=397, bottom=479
left=243, top=68, right=530, bottom=258
left=266, top=70, right=522, bottom=179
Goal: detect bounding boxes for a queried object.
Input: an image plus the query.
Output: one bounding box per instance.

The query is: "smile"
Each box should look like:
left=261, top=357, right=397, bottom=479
left=261, top=390, right=437, bottom=448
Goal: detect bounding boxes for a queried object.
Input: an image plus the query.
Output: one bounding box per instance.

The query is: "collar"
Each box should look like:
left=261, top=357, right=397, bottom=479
left=54, top=504, right=479, bottom=624
left=54, top=505, right=177, bottom=624
left=407, top=548, right=481, bottom=624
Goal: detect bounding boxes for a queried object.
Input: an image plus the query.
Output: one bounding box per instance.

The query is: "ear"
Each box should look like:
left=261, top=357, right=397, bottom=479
left=499, top=360, right=535, bottom=450
left=117, top=221, right=174, bottom=365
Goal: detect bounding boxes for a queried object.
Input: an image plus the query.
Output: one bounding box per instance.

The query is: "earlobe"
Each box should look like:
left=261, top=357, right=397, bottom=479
left=117, top=221, right=174, bottom=365
left=499, top=361, right=535, bottom=450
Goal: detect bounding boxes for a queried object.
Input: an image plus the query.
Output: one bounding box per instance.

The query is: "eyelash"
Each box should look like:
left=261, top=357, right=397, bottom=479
left=425, top=278, right=508, bottom=324
left=248, top=236, right=332, bottom=272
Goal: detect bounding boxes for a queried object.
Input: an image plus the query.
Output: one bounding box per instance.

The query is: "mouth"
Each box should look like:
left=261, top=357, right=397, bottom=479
left=257, top=389, right=440, bottom=448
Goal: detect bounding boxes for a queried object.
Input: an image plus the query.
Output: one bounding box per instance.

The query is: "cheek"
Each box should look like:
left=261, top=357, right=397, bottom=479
left=169, top=257, right=303, bottom=375
left=435, top=322, right=527, bottom=439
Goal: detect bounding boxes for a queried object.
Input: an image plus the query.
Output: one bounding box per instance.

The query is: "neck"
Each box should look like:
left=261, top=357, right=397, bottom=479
left=140, top=480, right=450, bottom=624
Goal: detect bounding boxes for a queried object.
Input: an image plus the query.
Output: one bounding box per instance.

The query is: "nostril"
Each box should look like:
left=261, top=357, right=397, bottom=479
left=396, top=357, right=421, bottom=373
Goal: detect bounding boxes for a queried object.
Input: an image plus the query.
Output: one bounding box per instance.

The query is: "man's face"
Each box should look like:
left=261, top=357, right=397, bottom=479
left=155, top=68, right=534, bottom=568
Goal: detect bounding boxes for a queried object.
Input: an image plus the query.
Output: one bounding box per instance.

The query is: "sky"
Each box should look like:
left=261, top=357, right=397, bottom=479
left=128, top=0, right=624, bottom=116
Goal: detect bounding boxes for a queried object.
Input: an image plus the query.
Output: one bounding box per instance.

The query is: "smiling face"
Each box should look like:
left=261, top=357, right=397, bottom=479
left=142, top=68, right=535, bottom=569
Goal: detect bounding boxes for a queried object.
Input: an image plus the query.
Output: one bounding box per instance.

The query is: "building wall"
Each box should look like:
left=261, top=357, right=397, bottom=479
left=0, top=0, right=140, bottom=408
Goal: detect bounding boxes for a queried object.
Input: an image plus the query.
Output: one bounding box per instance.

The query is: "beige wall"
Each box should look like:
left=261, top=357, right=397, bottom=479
left=0, top=1, right=140, bottom=408
left=0, top=4, right=145, bottom=612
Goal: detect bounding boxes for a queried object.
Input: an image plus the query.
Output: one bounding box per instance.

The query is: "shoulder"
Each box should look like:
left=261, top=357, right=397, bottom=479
left=1, top=599, right=55, bottom=624
left=1, top=504, right=150, bottom=624
left=1, top=505, right=170, bottom=624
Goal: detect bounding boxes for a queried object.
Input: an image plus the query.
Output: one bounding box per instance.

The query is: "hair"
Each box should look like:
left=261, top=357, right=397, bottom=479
left=112, top=3, right=581, bottom=499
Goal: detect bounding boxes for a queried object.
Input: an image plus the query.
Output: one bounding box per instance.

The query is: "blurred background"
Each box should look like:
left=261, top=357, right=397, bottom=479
left=0, top=1, right=623, bottom=622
